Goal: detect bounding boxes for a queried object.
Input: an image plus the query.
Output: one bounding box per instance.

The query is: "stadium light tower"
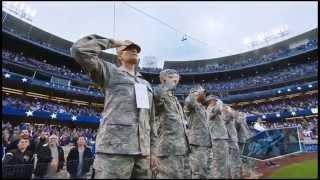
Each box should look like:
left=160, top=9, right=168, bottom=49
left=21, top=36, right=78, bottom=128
left=243, top=37, right=251, bottom=46
left=243, top=25, right=289, bottom=49
left=2, top=1, right=37, bottom=23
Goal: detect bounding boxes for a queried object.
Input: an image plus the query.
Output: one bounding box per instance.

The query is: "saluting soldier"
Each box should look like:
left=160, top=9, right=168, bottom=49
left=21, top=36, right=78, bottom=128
left=184, top=86, right=212, bottom=179
left=205, top=95, right=229, bottom=179
left=71, top=34, right=154, bottom=179
left=223, top=105, right=241, bottom=179
left=152, top=69, right=190, bottom=179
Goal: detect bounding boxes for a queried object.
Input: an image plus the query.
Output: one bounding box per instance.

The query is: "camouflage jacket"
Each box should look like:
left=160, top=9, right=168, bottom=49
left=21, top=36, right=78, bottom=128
left=152, top=86, right=190, bottom=156
left=184, top=93, right=212, bottom=147
left=224, top=111, right=239, bottom=142
left=207, top=106, right=228, bottom=140
left=70, top=34, right=154, bottom=156
left=236, top=115, right=252, bottom=143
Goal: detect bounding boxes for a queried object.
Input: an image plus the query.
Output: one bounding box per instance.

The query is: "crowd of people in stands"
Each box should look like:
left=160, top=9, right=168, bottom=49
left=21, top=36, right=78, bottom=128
left=2, top=95, right=102, bottom=118
left=249, top=117, right=318, bottom=140
left=139, top=39, right=317, bottom=73
left=3, top=38, right=318, bottom=87
left=2, top=121, right=96, bottom=178
left=3, top=47, right=318, bottom=96
left=3, top=91, right=317, bottom=120
left=2, top=49, right=90, bottom=82
left=2, top=122, right=97, bottom=149
left=4, top=23, right=318, bottom=75
left=236, top=95, right=318, bottom=114
left=3, top=26, right=70, bottom=54
left=175, top=61, right=318, bottom=93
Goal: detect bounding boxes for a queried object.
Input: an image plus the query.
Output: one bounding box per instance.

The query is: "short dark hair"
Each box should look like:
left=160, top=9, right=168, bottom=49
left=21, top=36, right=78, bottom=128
left=19, top=136, right=30, bottom=142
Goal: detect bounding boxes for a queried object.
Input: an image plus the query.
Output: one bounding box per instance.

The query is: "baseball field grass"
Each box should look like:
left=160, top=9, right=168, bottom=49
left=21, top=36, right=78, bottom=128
left=270, top=159, right=318, bottom=179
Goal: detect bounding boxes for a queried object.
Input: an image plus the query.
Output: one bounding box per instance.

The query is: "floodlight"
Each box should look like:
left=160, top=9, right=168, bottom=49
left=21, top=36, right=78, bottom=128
left=25, top=6, right=31, bottom=15
left=18, top=2, right=25, bottom=10
left=276, top=113, right=280, bottom=117
left=257, top=33, right=265, bottom=42
left=13, top=2, right=20, bottom=7
left=308, top=84, right=313, bottom=88
left=30, top=10, right=37, bottom=17
left=272, top=28, right=280, bottom=35
left=243, top=37, right=251, bottom=45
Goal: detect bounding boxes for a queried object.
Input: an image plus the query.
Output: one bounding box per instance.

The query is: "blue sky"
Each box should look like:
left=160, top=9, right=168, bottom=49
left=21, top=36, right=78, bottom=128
left=3, top=1, right=318, bottom=66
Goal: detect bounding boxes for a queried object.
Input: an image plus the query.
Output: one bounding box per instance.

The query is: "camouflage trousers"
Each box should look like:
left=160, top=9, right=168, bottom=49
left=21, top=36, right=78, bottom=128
left=93, top=153, right=151, bottom=179
left=156, top=154, right=188, bottom=179
left=208, top=139, right=228, bottom=179
left=184, top=154, right=192, bottom=179
left=227, top=141, right=241, bottom=179
left=190, top=145, right=211, bottom=179
left=239, top=142, right=256, bottom=177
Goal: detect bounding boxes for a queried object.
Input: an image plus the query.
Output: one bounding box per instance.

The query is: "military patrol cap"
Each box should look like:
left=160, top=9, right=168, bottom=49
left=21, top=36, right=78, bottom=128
left=160, top=69, right=179, bottom=76
left=205, top=94, right=220, bottom=103
left=189, top=85, right=205, bottom=94
left=116, top=40, right=141, bottom=53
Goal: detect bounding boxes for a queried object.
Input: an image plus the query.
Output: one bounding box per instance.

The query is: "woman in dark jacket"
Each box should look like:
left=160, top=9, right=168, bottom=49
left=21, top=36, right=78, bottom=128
left=66, top=135, right=94, bottom=179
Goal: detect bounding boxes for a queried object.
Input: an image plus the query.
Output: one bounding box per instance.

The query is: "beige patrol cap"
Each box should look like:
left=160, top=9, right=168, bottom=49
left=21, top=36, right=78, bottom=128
left=116, top=40, right=141, bottom=53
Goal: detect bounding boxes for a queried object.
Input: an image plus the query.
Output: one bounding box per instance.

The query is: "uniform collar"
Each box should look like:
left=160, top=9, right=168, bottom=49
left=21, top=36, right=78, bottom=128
left=119, top=68, right=143, bottom=77
left=167, top=91, right=174, bottom=96
left=136, top=71, right=143, bottom=77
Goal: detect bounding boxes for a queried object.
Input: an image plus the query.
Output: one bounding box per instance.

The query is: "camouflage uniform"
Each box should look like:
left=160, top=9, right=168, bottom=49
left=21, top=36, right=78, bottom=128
left=207, top=101, right=228, bottom=179
left=184, top=92, right=212, bottom=179
left=152, top=84, right=190, bottom=179
left=236, top=113, right=255, bottom=177
left=71, top=34, right=154, bottom=179
left=224, top=110, right=241, bottom=179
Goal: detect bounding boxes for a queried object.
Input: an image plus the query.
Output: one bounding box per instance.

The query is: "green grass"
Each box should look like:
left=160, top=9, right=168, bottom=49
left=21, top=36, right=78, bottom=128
left=270, top=159, right=318, bottom=179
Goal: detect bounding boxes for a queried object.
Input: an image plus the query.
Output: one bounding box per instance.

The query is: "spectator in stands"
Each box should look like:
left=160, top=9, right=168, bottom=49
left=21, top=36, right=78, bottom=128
left=34, top=134, right=65, bottom=178
left=35, top=130, right=49, bottom=154
left=66, top=135, right=94, bottom=179
left=7, top=128, right=36, bottom=156
left=2, top=137, right=34, bottom=179
left=2, top=128, right=12, bottom=158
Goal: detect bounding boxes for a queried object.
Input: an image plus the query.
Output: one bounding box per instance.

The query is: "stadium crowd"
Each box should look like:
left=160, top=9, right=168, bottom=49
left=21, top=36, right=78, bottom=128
left=3, top=26, right=70, bottom=54
left=2, top=122, right=97, bottom=150
left=3, top=92, right=317, bottom=119
left=2, top=49, right=90, bottom=82
left=3, top=37, right=318, bottom=86
left=248, top=117, right=318, bottom=140
left=235, top=95, right=318, bottom=114
left=175, top=61, right=318, bottom=93
left=2, top=121, right=96, bottom=179
left=3, top=47, right=317, bottom=96
left=139, top=39, right=317, bottom=73
left=2, top=95, right=102, bottom=118
left=2, top=113, right=317, bottom=178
